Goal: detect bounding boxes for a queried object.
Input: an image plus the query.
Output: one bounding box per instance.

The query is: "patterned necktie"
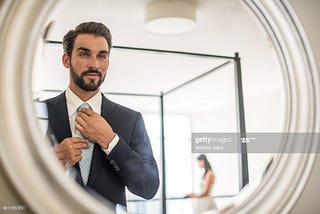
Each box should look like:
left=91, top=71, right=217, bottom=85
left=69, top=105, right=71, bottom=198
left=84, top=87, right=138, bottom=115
left=77, top=103, right=94, bottom=185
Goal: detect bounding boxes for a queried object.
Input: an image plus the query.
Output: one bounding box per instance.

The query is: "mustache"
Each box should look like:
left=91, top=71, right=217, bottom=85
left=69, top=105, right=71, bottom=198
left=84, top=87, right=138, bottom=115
left=82, top=69, right=102, bottom=77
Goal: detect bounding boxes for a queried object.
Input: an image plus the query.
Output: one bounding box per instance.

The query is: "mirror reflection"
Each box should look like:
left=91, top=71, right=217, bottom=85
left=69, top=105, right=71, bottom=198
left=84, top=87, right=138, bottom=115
left=32, top=0, right=284, bottom=213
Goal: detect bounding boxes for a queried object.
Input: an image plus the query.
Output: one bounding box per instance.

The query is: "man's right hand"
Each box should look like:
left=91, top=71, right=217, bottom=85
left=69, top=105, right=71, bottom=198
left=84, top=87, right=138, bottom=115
left=53, top=137, right=90, bottom=166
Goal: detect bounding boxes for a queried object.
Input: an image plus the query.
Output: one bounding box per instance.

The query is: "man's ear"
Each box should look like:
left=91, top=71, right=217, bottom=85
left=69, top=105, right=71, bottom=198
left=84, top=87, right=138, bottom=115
left=62, top=53, right=70, bottom=68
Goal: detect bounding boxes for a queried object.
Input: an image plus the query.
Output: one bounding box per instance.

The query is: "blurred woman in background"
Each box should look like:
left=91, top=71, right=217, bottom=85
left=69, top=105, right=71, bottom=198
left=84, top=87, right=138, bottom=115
left=187, top=154, right=217, bottom=213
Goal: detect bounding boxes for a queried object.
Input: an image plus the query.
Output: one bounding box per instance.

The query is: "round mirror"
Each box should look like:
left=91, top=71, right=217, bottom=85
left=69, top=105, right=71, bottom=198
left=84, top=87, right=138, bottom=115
left=0, top=0, right=319, bottom=213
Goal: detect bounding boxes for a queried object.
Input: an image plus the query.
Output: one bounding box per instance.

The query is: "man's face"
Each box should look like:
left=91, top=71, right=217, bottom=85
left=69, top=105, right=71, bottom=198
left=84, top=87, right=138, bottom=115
left=63, top=34, right=109, bottom=91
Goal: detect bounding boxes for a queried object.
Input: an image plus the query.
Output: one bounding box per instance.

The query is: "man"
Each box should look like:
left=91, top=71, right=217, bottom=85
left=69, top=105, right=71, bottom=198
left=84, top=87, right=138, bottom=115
left=45, top=22, right=159, bottom=207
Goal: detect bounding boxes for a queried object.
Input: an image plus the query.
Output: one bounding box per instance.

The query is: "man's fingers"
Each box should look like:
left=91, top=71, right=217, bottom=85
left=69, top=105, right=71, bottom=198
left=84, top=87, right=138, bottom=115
left=55, top=151, right=65, bottom=159
left=53, top=146, right=63, bottom=153
left=73, top=149, right=82, bottom=156
left=70, top=155, right=82, bottom=165
left=72, top=137, right=88, bottom=143
left=52, top=137, right=90, bottom=166
left=75, top=114, right=88, bottom=125
left=69, top=148, right=82, bottom=157
left=78, top=108, right=93, bottom=116
left=75, top=123, right=84, bottom=135
left=61, top=137, right=89, bottom=150
left=71, top=140, right=90, bottom=150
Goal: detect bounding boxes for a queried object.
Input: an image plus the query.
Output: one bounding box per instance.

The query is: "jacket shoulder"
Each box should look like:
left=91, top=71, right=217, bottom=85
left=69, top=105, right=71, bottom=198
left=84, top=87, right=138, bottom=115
left=103, top=96, right=140, bottom=116
left=44, top=92, right=65, bottom=107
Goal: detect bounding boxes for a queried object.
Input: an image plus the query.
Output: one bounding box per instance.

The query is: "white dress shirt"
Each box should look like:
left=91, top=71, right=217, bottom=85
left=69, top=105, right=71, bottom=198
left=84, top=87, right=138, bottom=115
left=65, top=87, right=118, bottom=155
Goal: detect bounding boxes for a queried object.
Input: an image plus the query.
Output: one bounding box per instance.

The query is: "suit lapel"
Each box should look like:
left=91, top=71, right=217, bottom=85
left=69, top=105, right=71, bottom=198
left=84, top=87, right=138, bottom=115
left=47, top=92, right=83, bottom=185
left=88, top=94, right=122, bottom=186
left=47, top=92, right=72, bottom=142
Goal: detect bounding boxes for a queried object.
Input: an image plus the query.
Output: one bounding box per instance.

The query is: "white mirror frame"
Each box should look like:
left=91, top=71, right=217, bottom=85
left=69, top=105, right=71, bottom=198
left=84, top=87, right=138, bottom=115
left=0, top=0, right=319, bottom=213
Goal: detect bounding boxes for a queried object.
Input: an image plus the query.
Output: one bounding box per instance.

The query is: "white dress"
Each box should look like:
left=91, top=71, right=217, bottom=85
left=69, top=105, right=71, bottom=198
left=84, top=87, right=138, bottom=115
left=192, top=178, right=217, bottom=214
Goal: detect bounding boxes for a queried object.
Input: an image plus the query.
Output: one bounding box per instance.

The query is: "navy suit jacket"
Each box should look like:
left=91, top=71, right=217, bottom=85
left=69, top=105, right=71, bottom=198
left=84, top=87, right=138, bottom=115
left=45, top=92, right=159, bottom=206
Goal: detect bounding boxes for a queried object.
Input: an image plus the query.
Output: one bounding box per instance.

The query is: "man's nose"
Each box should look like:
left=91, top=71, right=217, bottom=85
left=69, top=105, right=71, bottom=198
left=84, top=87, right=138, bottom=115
left=87, top=56, right=99, bottom=70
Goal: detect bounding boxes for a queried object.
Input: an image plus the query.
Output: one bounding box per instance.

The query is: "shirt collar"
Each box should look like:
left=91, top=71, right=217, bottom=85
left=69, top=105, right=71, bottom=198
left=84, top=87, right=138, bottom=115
left=66, top=87, right=102, bottom=116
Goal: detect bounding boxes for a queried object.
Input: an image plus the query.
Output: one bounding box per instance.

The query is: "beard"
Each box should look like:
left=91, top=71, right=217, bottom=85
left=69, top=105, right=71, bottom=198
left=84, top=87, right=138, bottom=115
left=70, top=66, right=105, bottom=91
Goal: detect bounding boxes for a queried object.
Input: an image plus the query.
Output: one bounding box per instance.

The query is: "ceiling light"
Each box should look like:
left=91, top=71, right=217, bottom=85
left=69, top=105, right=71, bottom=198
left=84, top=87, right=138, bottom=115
left=145, top=0, right=197, bottom=35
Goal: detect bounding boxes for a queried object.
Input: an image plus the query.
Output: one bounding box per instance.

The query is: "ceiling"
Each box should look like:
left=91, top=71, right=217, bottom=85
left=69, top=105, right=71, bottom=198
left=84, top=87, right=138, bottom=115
left=32, top=0, right=283, bottom=115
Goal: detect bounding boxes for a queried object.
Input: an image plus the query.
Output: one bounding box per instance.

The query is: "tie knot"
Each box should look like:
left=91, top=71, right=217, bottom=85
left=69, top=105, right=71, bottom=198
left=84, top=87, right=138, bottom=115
left=78, top=103, right=91, bottom=112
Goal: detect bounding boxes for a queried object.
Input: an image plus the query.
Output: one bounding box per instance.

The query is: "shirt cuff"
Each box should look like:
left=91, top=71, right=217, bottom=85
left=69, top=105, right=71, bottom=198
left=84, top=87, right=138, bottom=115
left=102, top=134, right=119, bottom=155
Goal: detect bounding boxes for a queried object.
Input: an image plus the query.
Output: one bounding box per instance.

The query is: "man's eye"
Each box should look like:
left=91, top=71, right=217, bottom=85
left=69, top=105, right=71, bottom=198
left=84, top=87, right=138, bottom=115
left=79, top=52, right=89, bottom=57
left=97, top=55, right=107, bottom=60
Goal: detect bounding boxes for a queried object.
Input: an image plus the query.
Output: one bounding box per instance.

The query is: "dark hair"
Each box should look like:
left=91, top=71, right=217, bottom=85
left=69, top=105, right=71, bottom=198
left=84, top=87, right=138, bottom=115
left=197, top=154, right=212, bottom=178
left=62, top=22, right=112, bottom=57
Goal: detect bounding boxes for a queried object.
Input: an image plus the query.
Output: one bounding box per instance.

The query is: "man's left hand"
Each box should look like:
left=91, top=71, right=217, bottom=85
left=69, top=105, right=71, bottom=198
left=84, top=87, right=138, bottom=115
left=75, top=108, right=116, bottom=149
